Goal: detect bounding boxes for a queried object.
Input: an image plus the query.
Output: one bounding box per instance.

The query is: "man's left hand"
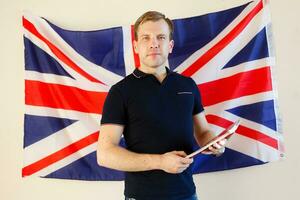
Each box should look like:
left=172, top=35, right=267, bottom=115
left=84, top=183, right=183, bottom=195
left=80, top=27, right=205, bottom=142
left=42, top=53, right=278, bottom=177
left=202, top=139, right=227, bottom=156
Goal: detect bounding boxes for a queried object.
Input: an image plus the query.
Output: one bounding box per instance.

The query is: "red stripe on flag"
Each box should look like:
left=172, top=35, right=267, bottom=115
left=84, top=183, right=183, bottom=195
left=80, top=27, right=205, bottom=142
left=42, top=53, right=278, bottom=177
left=199, top=67, right=272, bottom=106
left=25, top=80, right=107, bottom=114
left=181, top=0, right=263, bottom=77
left=206, top=115, right=278, bottom=150
left=23, top=17, right=103, bottom=84
left=22, top=132, right=99, bottom=177
left=131, top=25, right=140, bottom=67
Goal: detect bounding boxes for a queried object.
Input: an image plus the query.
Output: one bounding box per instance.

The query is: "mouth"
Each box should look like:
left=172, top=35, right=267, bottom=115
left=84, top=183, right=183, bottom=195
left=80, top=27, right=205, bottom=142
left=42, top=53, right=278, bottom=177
left=147, top=53, right=161, bottom=56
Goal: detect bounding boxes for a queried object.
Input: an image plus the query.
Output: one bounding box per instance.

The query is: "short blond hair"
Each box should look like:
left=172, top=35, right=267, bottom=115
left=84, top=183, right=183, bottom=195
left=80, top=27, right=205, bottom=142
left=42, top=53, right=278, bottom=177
left=134, top=11, right=174, bottom=41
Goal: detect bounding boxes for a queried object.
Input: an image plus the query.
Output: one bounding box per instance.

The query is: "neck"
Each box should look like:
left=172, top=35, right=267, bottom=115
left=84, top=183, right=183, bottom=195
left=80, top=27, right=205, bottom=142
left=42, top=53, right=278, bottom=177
left=139, top=65, right=167, bottom=83
left=139, top=65, right=167, bottom=76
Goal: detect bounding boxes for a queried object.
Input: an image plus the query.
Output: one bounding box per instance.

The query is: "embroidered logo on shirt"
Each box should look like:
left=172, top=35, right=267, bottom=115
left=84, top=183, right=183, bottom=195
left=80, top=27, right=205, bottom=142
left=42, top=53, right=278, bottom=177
left=177, top=92, right=193, bottom=95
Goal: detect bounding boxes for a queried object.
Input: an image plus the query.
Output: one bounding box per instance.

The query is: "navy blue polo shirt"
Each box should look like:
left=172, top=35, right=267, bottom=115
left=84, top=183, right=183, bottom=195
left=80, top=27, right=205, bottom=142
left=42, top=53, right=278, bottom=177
left=101, top=67, right=204, bottom=200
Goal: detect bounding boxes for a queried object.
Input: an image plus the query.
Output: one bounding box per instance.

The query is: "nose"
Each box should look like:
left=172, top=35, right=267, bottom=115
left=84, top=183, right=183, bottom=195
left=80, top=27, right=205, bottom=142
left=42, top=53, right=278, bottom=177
left=150, top=38, right=159, bottom=49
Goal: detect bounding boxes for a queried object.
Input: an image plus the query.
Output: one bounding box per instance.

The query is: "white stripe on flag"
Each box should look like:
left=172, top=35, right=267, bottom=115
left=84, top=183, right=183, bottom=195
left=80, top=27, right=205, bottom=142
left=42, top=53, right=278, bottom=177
left=214, top=58, right=275, bottom=81
left=25, top=105, right=101, bottom=122
left=25, top=71, right=110, bottom=92
left=122, top=25, right=136, bottom=75
left=204, top=91, right=274, bottom=112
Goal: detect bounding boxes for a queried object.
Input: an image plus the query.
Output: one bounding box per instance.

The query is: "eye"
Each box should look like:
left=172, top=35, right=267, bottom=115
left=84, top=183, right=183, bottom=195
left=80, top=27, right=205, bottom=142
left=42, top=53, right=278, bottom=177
left=141, top=36, right=150, bottom=41
left=158, top=35, right=166, bottom=40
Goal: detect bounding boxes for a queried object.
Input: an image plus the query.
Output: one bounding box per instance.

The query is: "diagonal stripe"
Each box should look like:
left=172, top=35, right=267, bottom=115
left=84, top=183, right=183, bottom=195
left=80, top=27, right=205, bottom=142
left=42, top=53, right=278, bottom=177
left=212, top=58, right=274, bottom=81
left=227, top=133, right=281, bottom=162
left=169, top=2, right=249, bottom=71
left=23, top=17, right=103, bottom=84
left=206, top=114, right=278, bottom=150
left=38, top=143, right=98, bottom=177
left=24, top=31, right=94, bottom=84
left=23, top=26, right=123, bottom=86
left=222, top=27, right=269, bottom=69
left=227, top=100, right=277, bottom=131
left=47, top=20, right=126, bottom=77
left=206, top=113, right=281, bottom=162
left=25, top=105, right=101, bottom=123
left=191, top=4, right=270, bottom=85
left=205, top=91, right=274, bottom=113
left=24, top=114, right=77, bottom=147
left=22, top=131, right=99, bottom=177
left=174, top=1, right=259, bottom=74
left=25, top=80, right=107, bottom=114
left=181, top=0, right=263, bottom=77
left=25, top=70, right=109, bottom=93
left=24, top=37, right=73, bottom=78
left=206, top=108, right=279, bottom=140
left=23, top=118, right=100, bottom=166
left=199, top=67, right=272, bottom=106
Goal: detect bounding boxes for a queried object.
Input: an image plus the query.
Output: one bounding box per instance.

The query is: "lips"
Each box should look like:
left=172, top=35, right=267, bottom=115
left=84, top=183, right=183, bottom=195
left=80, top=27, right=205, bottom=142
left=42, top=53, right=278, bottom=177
left=147, top=53, right=161, bottom=56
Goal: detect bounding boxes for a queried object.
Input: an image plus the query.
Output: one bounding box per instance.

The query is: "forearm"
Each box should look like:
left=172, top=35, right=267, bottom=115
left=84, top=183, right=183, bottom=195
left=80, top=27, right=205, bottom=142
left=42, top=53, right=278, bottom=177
left=97, top=125, right=193, bottom=173
left=97, top=145, right=161, bottom=172
left=194, top=130, right=216, bottom=147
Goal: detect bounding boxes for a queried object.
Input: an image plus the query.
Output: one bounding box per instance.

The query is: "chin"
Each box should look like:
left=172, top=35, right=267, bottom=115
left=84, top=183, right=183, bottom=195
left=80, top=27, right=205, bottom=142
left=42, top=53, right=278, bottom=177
left=148, top=62, right=165, bottom=68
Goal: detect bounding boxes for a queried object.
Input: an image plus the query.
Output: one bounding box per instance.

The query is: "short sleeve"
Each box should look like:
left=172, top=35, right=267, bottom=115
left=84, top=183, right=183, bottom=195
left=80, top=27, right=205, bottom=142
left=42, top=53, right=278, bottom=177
left=190, top=78, right=204, bottom=115
left=101, top=85, right=126, bottom=125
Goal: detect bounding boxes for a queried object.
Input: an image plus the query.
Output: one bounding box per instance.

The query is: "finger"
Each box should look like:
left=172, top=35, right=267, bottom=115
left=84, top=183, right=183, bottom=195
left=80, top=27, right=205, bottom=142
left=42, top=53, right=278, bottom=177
left=211, top=144, right=224, bottom=152
left=202, top=150, right=213, bottom=155
left=219, top=147, right=225, bottom=153
left=218, top=139, right=227, bottom=146
left=209, top=146, right=220, bottom=154
left=209, top=145, right=218, bottom=151
left=213, top=146, right=226, bottom=155
left=178, top=163, right=190, bottom=169
left=212, top=142, right=221, bottom=149
left=180, top=158, right=193, bottom=164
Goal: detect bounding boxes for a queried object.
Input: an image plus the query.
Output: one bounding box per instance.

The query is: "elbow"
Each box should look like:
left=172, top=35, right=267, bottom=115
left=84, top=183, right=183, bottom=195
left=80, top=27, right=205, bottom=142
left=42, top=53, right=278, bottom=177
left=96, top=145, right=108, bottom=167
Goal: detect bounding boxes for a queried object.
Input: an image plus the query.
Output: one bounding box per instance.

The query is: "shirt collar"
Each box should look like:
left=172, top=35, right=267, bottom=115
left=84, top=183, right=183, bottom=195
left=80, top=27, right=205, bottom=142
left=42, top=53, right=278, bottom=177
left=132, top=67, right=173, bottom=79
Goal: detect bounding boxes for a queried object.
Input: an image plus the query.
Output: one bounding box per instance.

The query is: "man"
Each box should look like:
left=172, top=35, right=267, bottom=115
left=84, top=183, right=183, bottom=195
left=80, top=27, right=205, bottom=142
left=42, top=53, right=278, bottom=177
left=97, top=11, right=226, bottom=200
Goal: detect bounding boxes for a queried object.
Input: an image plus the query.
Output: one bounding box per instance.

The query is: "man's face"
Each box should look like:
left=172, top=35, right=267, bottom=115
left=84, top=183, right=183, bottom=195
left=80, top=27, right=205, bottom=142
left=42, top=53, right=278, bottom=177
left=134, top=19, right=174, bottom=69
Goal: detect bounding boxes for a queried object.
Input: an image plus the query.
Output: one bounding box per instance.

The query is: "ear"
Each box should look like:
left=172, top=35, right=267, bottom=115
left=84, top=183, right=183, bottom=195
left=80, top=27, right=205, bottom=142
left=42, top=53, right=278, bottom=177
left=133, top=40, right=139, bottom=54
left=169, top=40, right=174, bottom=53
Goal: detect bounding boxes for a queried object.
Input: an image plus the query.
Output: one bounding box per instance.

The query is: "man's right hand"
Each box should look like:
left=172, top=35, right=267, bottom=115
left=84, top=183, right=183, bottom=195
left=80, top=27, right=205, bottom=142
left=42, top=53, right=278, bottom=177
left=159, top=151, right=193, bottom=174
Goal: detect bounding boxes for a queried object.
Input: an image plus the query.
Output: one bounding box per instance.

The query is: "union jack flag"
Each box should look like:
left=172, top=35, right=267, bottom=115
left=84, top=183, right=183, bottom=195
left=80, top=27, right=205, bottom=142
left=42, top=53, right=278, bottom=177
left=22, top=0, right=284, bottom=180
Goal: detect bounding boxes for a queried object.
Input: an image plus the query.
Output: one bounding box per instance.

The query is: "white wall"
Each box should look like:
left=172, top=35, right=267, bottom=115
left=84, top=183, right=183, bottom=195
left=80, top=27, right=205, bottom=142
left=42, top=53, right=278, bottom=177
left=0, top=0, right=299, bottom=199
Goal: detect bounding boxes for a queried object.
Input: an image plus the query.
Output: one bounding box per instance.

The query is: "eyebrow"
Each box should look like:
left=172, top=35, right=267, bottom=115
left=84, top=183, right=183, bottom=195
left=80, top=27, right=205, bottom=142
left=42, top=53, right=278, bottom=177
left=139, top=33, right=167, bottom=37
